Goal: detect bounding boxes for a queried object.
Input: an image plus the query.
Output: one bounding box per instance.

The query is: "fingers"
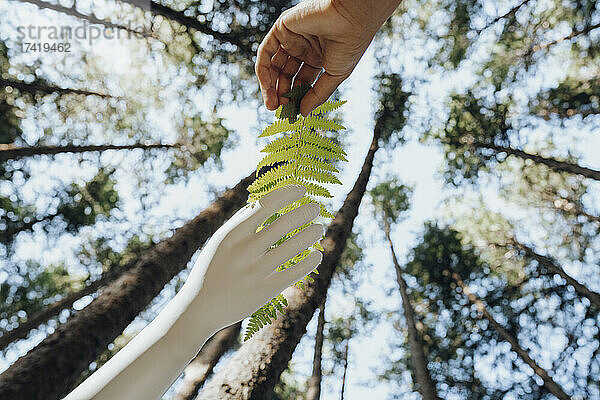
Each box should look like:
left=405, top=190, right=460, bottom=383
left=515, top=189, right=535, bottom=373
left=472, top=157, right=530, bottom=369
left=258, top=224, right=324, bottom=276
left=293, top=63, right=322, bottom=88
left=255, top=203, right=320, bottom=250
left=238, top=185, right=307, bottom=237
left=277, top=56, right=302, bottom=105
left=300, top=71, right=348, bottom=116
left=266, top=250, right=323, bottom=293
left=256, top=28, right=282, bottom=110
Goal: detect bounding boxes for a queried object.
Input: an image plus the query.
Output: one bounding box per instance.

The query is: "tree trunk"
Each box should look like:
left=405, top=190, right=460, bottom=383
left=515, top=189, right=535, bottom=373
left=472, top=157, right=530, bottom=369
left=451, top=272, right=572, bottom=400
left=475, top=142, right=600, bottom=181
left=383, top=221, right=440, bottom=400
left=0, top=142, right=177, bottom=161
left=0, top=172, right=255, bottom=400
left=174, top=322, right=242, bottom=400
left=305, top=299, right=326, bottom=400
left=511, top=240, right=600, bottom=309
left=0, top=256, right=142, bottom=350
left=339, top=339, right=349, bottom=400
left=196, top=119, right=382, bottom=400
left=0, top=78, right=111, bottom=98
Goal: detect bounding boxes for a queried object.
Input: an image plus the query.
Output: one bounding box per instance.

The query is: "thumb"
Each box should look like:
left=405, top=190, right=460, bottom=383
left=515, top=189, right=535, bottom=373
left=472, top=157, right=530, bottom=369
left=300, top=71, right=348, bottom=116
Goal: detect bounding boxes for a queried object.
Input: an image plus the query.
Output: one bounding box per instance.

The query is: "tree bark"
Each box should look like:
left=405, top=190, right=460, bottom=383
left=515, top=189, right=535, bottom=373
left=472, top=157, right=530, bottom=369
left=196, top=120, right=382, bottom=400
left=474, top=142, right=600, bottom=181
left=0, top=77, right=111, bottom=98
left=451, top=272, right=572, bottom=400
left=305, top=299, right=326, bottom=400
left=0, top=258, right=139, bottom=350
left=0, top=142, right=177, bottom=161
left=511, top=240, right=600, bottom=309
left=339, top=338, right=349, bottom=400
left=0, top=172, right=255, bottom=400
left=174, top=322, right=242, bottom=400
left=383, top=221, right=440, bottom=400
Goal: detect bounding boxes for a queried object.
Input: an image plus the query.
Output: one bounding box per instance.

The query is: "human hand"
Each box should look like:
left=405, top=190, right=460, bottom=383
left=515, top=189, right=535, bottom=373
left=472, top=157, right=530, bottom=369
left=255, top=0, right=401, bottom=116
left=187, top=184, right=323, bottom=330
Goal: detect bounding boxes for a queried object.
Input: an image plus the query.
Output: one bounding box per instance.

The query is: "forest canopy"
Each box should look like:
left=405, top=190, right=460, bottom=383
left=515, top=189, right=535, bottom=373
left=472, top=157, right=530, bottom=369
left=0, top=0, right=598, bottom=399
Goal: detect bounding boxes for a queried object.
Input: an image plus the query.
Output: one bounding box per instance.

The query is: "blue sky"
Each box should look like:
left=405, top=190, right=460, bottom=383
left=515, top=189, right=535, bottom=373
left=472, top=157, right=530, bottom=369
left=1, top=1, right=599, bottom=398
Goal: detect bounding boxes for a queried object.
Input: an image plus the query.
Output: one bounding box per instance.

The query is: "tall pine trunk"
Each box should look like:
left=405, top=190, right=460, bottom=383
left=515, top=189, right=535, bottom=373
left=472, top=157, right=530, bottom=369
left=174, top=322, right=242, bottom=400
left=510, top=240, right=600, bottom=309
left=474, top=142, right=600, bottom=181
left=339, top=338, right=349, bottom=400
left=305, top=299, right=326, bottom=400
left=0, top=172, right=255, bottom=400
left=196, top=119, right=382, bottom=400
left=0, top=256, right=140, bottom=350
left=0, top=77, right=111, bottom=98
left=383, top=221, right=440, bottom=400
left=0, top=142, right=177, bottom=161
left=451, top=272, right=571, bottom=400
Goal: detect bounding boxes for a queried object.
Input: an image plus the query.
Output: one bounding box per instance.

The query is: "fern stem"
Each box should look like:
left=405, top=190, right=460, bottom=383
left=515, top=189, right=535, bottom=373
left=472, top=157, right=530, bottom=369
left=292, top=115, right=307, bottom=182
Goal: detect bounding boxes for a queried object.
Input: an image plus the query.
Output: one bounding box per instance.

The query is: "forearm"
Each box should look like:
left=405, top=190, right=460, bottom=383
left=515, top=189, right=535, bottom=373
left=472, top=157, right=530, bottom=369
left=64, top=283, right=219, bottom=400
left=332, top=0, right=402, bottom=31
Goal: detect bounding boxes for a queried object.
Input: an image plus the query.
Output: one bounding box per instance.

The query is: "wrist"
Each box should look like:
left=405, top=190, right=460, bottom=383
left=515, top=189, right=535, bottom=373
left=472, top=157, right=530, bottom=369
left=329, top=0, right=401, bottom=32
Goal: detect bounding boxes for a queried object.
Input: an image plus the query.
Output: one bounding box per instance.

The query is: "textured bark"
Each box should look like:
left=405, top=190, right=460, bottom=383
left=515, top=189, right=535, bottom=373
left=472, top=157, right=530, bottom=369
left=0, top=77, right=111, bottom=98
left=0, top=142, right=177, bottom=161
left=475, top=142, right=600, bottom=181
left=452, top=273, right=571, bottom=400
left=0, top=258, right=139, bottom=350
left=196, top=120, right=382, bottom=400
left=384, top=222, right=440, bottom=400
left=339, top=338, right=349, bottom=400
left=512, top=240, right=600, bottom=309
left=174, top=322, right=242, bottom=400
left=0, top=172, right=254, bottom=400
left=305, top=299, right=326, bottom=400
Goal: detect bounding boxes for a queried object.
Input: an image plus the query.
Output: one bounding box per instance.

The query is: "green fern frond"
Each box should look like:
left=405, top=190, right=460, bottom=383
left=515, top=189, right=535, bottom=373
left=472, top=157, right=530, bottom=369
left=244, top=95, right=347, bottom=341
left=311, top=100, right=347, bottom=116
left=303, top=115, right=346, bottom=132
left=259, top=119, right=300, bottom=138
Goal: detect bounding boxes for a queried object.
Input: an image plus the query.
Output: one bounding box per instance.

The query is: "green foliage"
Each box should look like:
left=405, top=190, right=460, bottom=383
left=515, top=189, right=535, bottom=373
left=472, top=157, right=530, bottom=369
left=58, top=168, right=119, bottom=233
left=243, top=88, right=347, bottom=341
left=0, top=262, right=82, bottom=332
left=437, top=94, right=511, bottom=184
left=165, top=116, right=233, bottom=184
left=532, top=76, right=600, bottom=120
left=375, top=74, right=411, bottom=145
left=370, top=179, right=412, bottom=225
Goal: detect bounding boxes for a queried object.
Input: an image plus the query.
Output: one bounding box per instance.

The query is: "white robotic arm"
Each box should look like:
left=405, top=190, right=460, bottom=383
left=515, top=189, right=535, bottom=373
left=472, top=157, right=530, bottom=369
left=64, top=185, right=323, bottom=400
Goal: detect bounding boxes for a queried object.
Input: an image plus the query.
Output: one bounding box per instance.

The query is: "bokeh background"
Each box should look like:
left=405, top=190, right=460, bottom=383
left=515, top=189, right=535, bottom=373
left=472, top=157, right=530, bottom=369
left=0, top=0, right=599, bottom=399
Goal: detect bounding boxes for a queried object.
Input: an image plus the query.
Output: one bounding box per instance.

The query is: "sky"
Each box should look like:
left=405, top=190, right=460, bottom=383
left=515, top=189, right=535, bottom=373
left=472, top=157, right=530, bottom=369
left=0, top=1, right=599, bottom=399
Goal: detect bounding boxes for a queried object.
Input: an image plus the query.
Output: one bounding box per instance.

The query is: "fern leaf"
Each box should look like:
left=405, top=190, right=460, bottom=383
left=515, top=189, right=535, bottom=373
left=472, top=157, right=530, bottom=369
left=303, top=115, right=345, bottom=132
left=259, top=119, right=300, bottom=137
left=244, top=87, right=347, bottom=341
left=311, top=100, right=347, bottom=116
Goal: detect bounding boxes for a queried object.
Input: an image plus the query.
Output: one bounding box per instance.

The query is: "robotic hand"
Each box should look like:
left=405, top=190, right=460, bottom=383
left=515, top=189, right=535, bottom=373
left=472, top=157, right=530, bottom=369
left=64, top=185, right=323, bottom=400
